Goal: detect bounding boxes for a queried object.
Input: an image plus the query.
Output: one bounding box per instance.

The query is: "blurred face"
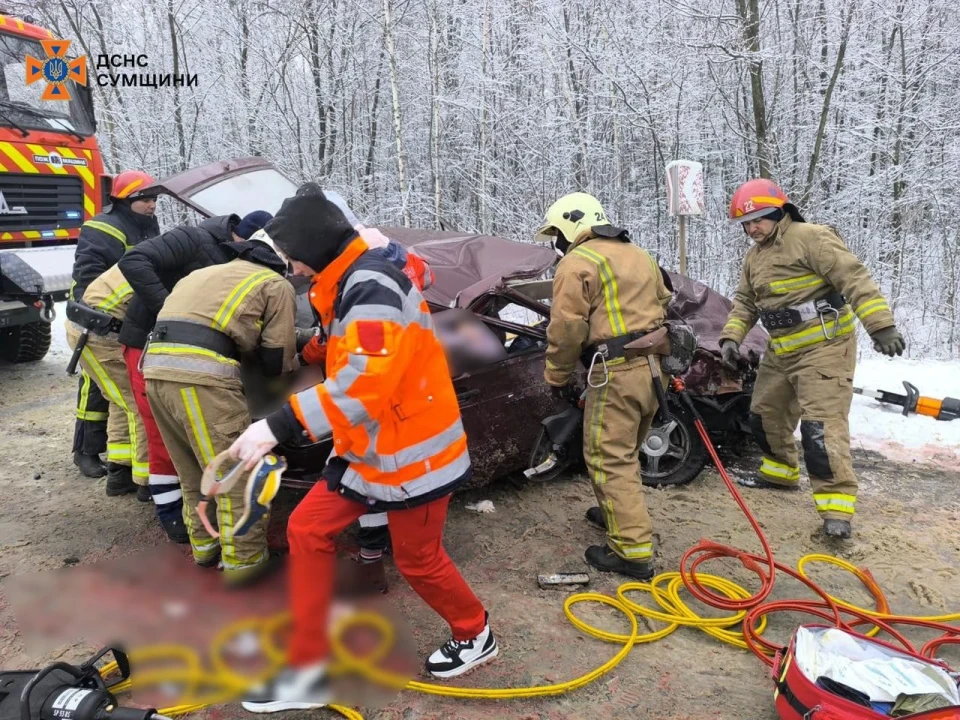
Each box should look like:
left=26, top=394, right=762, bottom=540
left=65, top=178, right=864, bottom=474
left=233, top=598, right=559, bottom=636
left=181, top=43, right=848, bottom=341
left=288, top=259, right=316, bottom=278
left=742, top=217, right=777, bottom=243
left=130, top=197, right=157, bottom=216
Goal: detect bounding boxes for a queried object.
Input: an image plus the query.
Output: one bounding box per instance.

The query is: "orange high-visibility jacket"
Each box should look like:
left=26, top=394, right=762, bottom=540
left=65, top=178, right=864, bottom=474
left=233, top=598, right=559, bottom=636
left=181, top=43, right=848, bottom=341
left=300, top=245, right=435, bottom=367
left=266, top=237, right=470, bottom=509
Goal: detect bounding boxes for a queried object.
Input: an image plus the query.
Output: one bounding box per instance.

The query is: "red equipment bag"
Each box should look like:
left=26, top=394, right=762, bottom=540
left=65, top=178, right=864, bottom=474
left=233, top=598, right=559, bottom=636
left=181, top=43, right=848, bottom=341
left=773, top=626, right=960, bottom=720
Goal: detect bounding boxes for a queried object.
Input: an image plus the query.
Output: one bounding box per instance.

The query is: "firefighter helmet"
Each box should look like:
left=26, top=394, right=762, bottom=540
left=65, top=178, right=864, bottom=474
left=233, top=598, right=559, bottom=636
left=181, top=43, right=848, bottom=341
left=110, top=170, right=157, bottom=201
left=535, top=192, right=613, bottom=247
left=728, top=179, right=789, bottom=224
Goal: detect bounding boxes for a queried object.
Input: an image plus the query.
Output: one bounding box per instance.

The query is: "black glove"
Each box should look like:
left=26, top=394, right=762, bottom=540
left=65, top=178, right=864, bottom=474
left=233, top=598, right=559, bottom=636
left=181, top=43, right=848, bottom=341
left=871, top=325, right=905, bottom=357
left=720, top=339, right=741, bottom=371
left=551, top=384, right=579, bottom=404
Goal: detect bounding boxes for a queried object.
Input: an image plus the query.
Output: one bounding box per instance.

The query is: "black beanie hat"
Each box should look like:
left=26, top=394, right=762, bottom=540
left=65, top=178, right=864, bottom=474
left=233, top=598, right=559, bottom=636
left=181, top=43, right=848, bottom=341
left=263, top=183, right=359, bottom=272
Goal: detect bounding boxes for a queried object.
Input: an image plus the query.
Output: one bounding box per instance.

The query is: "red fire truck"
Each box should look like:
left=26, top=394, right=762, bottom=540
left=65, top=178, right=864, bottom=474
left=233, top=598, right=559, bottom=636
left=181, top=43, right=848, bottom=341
left=0, top=12, right=104, bottom=362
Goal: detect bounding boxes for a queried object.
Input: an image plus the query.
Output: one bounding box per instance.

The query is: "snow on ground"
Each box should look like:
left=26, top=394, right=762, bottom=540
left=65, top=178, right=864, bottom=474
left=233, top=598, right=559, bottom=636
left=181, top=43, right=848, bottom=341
left=848, top=356, right=960, bottom=466
left=48, top=301, right=71, bottom=360
left=51, top=302, right=957, bottom=465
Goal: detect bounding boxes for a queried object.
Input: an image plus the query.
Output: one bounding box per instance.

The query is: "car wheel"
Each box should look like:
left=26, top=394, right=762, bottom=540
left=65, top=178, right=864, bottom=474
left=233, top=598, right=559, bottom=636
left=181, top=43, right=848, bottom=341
left=0, top=321, right=52, bottom=363
left=640, top=400, right=708, bottom=487
left=526, top=425, right=574, bottom=483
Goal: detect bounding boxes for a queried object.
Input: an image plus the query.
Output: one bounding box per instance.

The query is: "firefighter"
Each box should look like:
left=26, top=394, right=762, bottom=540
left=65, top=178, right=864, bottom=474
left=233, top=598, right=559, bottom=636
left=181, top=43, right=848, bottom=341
left=118, top=211, right=272, bottom=543
left=720, top=179, right=905, bottom=539
left=142, top=236, right=297, bottom=586
left=69, top=170, right=160, bottom=490
left=229, top=185, right=494, bottom=712
left=65, top=263, right=152, bottom=504
left=536, top=192, right=672, bottom=581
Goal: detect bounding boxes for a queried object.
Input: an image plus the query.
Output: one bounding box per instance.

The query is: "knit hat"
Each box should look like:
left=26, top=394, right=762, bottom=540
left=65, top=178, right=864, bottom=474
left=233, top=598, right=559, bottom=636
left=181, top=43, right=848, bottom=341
left=263, top=183, right=359, bottom=272
left=236, top=210, right=273, bottom=240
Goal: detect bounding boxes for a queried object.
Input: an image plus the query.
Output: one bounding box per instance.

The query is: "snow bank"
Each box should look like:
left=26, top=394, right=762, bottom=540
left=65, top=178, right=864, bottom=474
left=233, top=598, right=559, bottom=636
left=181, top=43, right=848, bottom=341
left=848, top=357, right=960, bottom=466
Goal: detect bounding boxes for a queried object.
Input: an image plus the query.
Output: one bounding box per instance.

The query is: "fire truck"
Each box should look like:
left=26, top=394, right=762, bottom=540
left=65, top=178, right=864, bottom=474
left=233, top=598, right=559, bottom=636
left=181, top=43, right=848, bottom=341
left=0, top=12, right=104, bottom=363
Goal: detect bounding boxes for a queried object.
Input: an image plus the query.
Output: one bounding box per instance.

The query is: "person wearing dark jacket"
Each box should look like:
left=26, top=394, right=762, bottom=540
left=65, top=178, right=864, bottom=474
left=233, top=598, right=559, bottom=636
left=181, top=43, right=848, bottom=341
left=117, top=211, right=272, bottom=541
left=70, top=170, right=160, bottom=484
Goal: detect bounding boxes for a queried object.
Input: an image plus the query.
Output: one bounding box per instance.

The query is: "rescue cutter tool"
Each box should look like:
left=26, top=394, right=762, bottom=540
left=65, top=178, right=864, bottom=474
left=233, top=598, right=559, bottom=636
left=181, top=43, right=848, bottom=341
left=197, top=450, right=287, bottom=539
left=854, top=380, right=959, bottom=421
left=0, top=646, right=171, bottom=720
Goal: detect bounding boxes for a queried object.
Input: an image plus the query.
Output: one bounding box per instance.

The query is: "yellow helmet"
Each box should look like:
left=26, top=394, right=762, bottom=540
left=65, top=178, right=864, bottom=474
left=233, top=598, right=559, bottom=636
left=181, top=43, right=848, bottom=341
left=535, top=192, right=613, bottom=251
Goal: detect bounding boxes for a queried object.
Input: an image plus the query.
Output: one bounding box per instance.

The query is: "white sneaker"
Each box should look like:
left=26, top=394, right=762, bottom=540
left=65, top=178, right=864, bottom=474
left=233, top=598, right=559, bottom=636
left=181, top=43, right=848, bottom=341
left=240, top=663, right=328, bottom=714
left=425, top=613, right=498, bottom=678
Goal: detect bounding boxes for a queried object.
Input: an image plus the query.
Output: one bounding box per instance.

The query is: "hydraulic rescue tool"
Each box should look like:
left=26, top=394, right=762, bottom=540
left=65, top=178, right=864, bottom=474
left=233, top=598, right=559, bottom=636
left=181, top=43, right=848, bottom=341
left=854, top=380, right=959, bottom=421
left=64, top=301, right=121, bottom=376
left=0, top=647, right=169, bottom=720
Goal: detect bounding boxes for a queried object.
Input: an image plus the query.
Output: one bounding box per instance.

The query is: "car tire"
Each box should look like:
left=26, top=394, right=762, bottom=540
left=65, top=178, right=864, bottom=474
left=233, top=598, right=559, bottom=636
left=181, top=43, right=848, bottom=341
left=0, top=321, right=52, bottom=363
left=640, top=399, right=708, bottom=488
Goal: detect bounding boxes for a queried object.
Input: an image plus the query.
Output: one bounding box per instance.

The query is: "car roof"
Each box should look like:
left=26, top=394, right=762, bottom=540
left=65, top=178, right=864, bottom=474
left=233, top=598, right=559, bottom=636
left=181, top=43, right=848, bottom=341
left=150, top=157, right=557, bottom=307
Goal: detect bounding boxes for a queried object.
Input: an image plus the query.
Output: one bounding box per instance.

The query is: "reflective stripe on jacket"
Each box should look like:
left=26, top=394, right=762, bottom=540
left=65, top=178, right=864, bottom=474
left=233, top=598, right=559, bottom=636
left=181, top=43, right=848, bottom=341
left=79, top=264, right=135, bottom=321
left=721, top=216, right=895, bottom=355
left=142, top=258, right=297, bottom=388
left=276, top=236, right=470, bottom=509
left=545, top=235, right=672, bottom=387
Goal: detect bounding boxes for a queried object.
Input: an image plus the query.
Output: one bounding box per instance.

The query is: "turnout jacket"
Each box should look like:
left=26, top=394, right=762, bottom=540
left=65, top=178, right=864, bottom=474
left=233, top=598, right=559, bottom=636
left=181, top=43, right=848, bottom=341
left=118, top=215, right=240, bottom=349
left=545, top=233, right=672, bottom=387
left=720, top=215, right=895, bottom=355
left=78, top=264, right=135, bottom=323
left=71, top=204, right=160, bottom=302
left=266, top=235, right=470, bottom=511
left=142, top=257, right=298, bottom=389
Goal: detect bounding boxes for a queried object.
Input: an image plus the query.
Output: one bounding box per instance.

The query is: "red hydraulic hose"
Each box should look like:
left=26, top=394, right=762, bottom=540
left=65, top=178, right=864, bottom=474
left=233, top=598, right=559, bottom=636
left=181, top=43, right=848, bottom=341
left=669, top=377, right=959, bottom=668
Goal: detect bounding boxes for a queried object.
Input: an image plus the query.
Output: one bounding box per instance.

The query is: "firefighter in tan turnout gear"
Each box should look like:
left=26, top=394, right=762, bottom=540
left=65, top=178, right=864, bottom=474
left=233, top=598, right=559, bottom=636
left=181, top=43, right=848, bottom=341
left=537, top=192, right=672, bottom=580
left=66, top=264, right=151, bottom=498
left=143, top=237, right=298, bottom=586
left=720, top=179, right=905, bottom=540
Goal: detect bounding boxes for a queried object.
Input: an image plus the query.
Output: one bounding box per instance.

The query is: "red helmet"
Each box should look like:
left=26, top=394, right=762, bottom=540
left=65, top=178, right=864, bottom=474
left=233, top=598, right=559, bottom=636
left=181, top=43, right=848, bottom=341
left=729, top=179, right=788, bottom=224
left=110, top=170, right=157, bottom=201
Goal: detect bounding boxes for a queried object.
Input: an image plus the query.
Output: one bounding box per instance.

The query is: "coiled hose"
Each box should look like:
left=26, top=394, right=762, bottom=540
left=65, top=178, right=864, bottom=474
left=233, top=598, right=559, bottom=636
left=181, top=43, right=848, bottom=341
left=97, top=379, right=959, bottom=718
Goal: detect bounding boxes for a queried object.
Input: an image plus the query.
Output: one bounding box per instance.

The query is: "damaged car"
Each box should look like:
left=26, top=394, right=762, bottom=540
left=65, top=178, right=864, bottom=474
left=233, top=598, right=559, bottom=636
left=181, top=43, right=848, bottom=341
left=151, top=156, right=767, bottom=491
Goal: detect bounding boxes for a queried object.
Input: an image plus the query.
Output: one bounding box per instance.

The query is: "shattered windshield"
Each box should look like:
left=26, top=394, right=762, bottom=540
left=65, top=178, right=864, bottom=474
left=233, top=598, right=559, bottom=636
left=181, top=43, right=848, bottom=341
left=0, top=31, right=95, bottom=136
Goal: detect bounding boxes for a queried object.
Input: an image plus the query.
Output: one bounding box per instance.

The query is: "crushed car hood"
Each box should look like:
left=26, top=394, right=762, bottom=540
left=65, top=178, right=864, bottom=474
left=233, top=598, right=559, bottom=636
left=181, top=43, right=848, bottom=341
left=378, top=226, right=557, bottom=307
left=664, top=271, right=767, bottom=356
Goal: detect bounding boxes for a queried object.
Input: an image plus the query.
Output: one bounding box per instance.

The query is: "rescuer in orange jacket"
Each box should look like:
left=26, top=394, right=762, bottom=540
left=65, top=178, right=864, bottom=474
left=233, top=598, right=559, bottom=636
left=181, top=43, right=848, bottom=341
left=290, top=228, right=437, bottom=569
left=229, top=186, right=495, bottom=712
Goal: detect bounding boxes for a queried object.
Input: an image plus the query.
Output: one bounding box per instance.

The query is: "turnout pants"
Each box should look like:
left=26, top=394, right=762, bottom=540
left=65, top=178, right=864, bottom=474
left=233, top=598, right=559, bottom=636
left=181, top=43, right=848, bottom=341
left=146, top=378, right=267, bottom=577
left=123, top=345, right=183, bottom=522
left=66, top=325, right=148, bottom=485
left=583, top=359, right=659, bottom=562
left=749, top=332, right=858, bottom=521
left=72, top=370, right=108, bottom=456
left=287, top=487, right=487, bottom=666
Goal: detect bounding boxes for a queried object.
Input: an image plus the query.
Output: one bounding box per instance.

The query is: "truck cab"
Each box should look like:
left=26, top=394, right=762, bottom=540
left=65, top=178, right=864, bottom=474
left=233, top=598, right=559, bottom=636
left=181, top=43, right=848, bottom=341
left=0, top=13, right=103, bottom=362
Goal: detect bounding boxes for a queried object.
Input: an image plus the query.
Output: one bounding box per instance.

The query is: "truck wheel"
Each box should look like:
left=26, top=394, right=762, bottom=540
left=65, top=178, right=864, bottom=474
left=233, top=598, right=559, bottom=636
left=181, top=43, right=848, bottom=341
left=0, top=321, right=52, bottom=363
left=640, top=400, right=708, bottom=488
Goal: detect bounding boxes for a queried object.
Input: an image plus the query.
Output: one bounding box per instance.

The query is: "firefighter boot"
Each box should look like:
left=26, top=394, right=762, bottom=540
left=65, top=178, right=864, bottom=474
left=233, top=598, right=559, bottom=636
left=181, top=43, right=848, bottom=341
left=737, top=475, right=801, bottom=491
left=585, top=506, right=607, bottom=530
left=823, top=519, right=852, bottom=539
left=105, top=462, right=137, bottom=496
left=74, top=452, right=107, bottom=478
left=584, top=546, right=655, bottom=581
left=160, top=515, right=190, bottom=544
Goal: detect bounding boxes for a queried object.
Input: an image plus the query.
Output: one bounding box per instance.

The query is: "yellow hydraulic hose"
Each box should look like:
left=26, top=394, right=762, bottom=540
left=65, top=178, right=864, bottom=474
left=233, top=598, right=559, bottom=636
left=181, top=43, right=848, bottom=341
left=92, top=552, right=958, bottom=719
